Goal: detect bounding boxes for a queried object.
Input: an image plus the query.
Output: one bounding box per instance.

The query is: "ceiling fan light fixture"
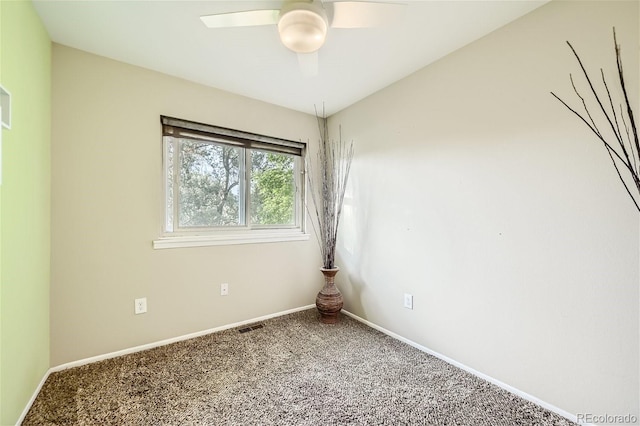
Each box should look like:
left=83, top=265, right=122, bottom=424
left=278, top=5, right=328, bottom=54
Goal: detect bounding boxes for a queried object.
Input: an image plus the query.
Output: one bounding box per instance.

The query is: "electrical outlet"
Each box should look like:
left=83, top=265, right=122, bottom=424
left=403, top=293, right=413, bottom=310
left=221, top=283, right=229, bottom=296
left=134, top=297, right=147, bottom=314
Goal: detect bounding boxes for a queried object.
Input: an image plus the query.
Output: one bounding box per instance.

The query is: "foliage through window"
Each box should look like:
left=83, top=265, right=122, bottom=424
left=162, top=116, right=305, bottom=235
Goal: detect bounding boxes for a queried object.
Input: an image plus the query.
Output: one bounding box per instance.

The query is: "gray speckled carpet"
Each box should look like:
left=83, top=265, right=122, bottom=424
left=24, top=309, right=576, bottom=425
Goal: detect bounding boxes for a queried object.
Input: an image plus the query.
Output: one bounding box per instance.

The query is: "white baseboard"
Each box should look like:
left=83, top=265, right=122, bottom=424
left=17, top=304, right=314, bottom=425
left=341, top=310, right=588, bottom=426
left=16, top=369, right=52, bottom=426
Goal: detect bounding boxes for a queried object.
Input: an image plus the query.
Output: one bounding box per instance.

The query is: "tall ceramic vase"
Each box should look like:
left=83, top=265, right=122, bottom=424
left=316, top=267, right=343, bottom=324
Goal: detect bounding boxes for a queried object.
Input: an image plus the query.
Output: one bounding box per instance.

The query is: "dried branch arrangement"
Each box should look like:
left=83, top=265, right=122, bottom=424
left=551, top=28, right=639, bottom=212
left=306, top=106, right=354, bottom=269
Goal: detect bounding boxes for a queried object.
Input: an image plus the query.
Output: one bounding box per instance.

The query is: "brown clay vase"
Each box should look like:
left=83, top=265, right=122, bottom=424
left=316, top=267, right=343, bottom=324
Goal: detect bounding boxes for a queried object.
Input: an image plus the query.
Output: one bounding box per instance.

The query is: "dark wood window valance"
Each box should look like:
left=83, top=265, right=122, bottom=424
left=161, top=116, right=305, bottom=156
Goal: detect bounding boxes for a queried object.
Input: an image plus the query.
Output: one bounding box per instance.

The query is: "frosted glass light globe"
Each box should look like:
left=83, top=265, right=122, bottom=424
left=278, top=6, right=328, bottom=53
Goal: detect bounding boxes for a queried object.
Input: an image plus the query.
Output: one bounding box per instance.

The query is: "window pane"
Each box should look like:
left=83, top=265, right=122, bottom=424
left=178, top=139, right=242, bottom=227
left=251, top=150, right=295, bottom=226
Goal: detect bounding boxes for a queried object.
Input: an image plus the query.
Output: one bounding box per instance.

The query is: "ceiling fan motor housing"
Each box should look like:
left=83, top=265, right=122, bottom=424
left=278, top=2, right=328, bottom=53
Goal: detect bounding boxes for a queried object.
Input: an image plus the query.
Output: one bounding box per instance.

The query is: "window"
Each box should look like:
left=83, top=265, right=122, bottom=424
left=154, top=116, right=308, bottom=249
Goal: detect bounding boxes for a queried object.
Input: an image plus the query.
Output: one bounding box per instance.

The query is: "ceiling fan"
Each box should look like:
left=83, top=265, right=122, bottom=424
left=200, top=1, right=405, bottom=76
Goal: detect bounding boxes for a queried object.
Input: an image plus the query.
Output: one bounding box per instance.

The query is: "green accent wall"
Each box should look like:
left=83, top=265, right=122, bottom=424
left=0, top=1, right=3, bottom=420
left=0, top=1, right=51, bottom=424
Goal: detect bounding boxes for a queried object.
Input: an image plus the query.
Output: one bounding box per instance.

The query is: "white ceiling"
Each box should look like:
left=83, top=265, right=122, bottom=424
left=33, top=0, right=548, bottom=116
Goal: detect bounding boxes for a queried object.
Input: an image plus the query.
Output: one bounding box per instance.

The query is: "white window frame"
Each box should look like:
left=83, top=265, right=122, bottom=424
left=153, top=116, right=309, bottom=249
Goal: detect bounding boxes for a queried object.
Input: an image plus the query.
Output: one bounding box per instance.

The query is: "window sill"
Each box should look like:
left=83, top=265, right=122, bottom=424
left=153, top=230, right=310, bottom=249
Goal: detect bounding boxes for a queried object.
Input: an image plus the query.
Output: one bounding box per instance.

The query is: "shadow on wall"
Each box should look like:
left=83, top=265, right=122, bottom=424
left=335, top=155, right=372, bottom=318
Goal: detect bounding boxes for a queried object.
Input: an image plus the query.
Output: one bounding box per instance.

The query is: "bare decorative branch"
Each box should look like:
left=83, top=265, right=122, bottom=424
left=306, top=105, right=354, bottom=269
left=551, top=28, right=639, bottom=212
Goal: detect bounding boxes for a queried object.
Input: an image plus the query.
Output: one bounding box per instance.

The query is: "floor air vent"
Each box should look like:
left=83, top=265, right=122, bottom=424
left=238, top=324, right=264, bottom=333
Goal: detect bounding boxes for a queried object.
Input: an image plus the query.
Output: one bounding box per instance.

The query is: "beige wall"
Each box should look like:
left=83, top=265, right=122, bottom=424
left=51, top=45, right=321, bottom=366
left=331, top=0, right=639, bottom=420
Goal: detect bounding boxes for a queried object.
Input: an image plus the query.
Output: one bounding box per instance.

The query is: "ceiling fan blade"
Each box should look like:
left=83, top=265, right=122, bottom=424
left=200, top=10, right=280, bottom=28
left=330, top=2, right=405, bottom=28
left=297, top=52, right=318, bottom=77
